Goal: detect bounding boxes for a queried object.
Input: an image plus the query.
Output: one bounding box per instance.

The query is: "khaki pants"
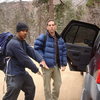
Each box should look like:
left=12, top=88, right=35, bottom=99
left=41, top=66, right=62, bottom=100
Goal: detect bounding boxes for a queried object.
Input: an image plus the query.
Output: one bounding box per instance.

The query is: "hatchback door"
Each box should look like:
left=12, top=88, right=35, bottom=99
left=61, top=20, right=99, bottom=72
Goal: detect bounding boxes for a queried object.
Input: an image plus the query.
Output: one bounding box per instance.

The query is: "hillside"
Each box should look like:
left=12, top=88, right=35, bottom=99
left=0, top=0, right=99, bottom=44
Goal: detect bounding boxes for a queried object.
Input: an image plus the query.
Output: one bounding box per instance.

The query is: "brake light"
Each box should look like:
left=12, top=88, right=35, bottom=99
left=96, top=70, right=100, bottom=84
left=95, top=54, right=100, bottom=84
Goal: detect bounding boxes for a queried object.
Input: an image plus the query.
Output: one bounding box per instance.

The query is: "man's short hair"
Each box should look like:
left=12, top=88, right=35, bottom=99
left=16, top=22, right=28, bottom=32
left=47, top=19, right=56, bottom=25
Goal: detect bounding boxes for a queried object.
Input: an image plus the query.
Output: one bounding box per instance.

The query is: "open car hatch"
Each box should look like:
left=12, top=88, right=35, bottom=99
left=61, top=20, right=99, bottom=72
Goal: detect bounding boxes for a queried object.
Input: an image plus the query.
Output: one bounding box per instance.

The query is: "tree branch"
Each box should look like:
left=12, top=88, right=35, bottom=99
left=59, top=0, right=65, bottom=5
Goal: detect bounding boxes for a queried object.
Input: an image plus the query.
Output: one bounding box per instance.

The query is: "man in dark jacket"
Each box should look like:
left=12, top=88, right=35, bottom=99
left=3, top=22, right=46, bottom=100
left=34, top=20, right=67, bottom=100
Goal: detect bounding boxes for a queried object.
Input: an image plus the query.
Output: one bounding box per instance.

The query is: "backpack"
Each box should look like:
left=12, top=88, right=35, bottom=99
left=43, top=34, right=47, bottom=48
left=0, top=32, right=14, bottom=71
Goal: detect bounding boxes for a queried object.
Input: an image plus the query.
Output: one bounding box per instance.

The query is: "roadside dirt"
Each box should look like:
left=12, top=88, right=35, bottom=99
left=0, top=65, right=84, bottom=100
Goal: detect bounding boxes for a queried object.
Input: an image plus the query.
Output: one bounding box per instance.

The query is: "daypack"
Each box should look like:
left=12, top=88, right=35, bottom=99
left=0, top=32, right=14, bottom=71
left=43, top=34, right=47, bottom=48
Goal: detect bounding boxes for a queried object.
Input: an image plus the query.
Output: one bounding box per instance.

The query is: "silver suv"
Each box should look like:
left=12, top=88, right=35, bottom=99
left=61, top=20, right=100, bottom=100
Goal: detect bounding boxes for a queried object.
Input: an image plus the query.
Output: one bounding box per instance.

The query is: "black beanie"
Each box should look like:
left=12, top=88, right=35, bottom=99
left=16, top=22, right=28, bottom=32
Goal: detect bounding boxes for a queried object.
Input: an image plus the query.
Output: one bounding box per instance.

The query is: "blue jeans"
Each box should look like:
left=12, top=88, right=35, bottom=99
left=3, top=73, right=35, bottom=100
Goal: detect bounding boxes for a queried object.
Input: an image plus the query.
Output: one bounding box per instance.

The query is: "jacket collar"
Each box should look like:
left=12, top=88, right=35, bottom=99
left=13, top=36, right=25, bottom=42
left=46, top=31, right=60, bottom=39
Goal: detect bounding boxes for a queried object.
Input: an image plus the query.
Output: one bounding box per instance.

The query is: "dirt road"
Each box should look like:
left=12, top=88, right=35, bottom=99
left=0, top=66, right=84, bottom=100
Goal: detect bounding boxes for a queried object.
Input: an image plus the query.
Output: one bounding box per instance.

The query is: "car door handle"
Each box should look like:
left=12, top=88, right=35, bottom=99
left=72, top=53, right=80, bottom=56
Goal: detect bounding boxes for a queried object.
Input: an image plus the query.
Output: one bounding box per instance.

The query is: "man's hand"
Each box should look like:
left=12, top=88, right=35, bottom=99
left=37, top=71, right=43, bottom=77
left=61, top=66, right=66, bottom=71
left=40, top=60, right=49, bottom=69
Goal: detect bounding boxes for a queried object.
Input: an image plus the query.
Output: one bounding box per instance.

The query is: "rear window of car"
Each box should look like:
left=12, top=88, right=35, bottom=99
left=65, top=25, right=96, bottom=46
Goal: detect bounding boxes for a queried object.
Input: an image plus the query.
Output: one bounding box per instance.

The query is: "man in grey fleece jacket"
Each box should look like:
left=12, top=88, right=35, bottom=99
left=3, top=22, right=48, bottom=100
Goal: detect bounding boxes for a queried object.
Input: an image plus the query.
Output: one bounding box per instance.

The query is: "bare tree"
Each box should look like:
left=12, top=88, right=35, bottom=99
left=19, top=0, right=31, bottom=42
left=19, top=0, right=27, bottom=21
left=38, top=4, right=42, bottom=35
left=48, top=0, right=54, bottom=19
left=59, top=0, right=65, bottom=5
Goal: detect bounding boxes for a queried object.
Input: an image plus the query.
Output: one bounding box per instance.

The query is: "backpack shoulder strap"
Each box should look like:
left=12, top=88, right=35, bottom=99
left=43, top=34, right=47, bottom=48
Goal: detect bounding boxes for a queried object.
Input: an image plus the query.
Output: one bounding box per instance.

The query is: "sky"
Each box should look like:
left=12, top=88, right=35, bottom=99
left=0, top=0, right=33, bottom=3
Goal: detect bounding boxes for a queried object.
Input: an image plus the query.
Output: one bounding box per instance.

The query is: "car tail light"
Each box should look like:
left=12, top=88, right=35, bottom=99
left=96, top=70, right=100, bottom=84
left=95, top=54, right=100, bottom=84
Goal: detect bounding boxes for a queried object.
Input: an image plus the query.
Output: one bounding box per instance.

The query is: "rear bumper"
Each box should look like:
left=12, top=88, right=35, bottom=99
left=81, top=73, right=100, bottom=100
left=96, top=84, right=100, bottom=99
left=90, top=81, right=100, bottom=100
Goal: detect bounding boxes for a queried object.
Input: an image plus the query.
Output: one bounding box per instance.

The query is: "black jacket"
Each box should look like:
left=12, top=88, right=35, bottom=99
left=6, top=36, right=43, bottom=76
